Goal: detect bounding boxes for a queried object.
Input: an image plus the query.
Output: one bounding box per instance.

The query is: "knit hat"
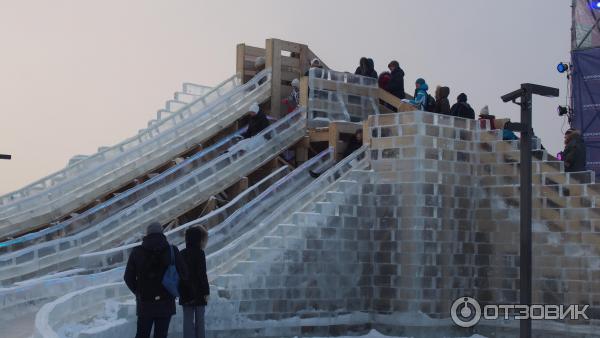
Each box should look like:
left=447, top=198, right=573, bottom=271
left=254, top=57, right=265, bottom=68
left=248, top=102, right=260, bottom=114
left=146, top=222, right=163, bottom=235
left=457, top=93, right=468, bottom=103
left=479, top=105, right=489, bottom=116
left=416, top=78, right=426, bottom=85
left=291, top=78, right=300, bottom=88
left=311, top=58, right=321, bottom=67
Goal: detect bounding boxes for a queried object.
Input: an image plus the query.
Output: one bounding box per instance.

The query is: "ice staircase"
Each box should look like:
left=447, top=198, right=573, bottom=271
left=0, top=72, right=265, bottom=240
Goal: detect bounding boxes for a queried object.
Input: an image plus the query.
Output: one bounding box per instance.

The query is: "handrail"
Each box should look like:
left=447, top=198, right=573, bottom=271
left=377, top=87, right=417, bottom=112
left=0, top=73, right=241, bottom=207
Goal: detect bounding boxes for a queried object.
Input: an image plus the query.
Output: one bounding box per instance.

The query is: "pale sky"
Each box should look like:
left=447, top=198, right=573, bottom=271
left=0, top=0, right=572, bottom=194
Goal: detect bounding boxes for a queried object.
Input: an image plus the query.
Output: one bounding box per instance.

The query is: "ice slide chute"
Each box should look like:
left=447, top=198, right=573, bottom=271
left=0, top=71, right=269, bottom=239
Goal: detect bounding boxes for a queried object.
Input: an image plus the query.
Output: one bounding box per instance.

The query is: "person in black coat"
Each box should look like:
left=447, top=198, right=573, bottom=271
left=563, top=129, right=587, bottom=172
left=387, top=60, right=405, bottom=99
left=344, top=129, right=363, bottom=157
left=355, top=57, right=378, bottom=79
left=450, top=93, right=475, bottom=119
left=241, top=103, right=270, bottom=139
left=124, top=222, right=188, bottom=338
left=179, top=226, right=210, bottom=338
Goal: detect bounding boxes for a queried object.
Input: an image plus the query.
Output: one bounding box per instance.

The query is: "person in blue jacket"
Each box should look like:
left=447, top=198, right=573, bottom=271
left=409, top=78, right=429, bottom=111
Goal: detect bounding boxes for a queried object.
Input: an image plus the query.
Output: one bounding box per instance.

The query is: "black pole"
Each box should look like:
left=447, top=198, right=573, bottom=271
left=501, top=83, right=558, bottom=338
left=0, top=154, right=11, bottom=160
left=519, top=87, right=533, bottom=338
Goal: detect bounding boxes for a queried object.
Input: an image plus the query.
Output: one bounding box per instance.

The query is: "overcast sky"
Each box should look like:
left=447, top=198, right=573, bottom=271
left=0, top=0, right=572, bottom=194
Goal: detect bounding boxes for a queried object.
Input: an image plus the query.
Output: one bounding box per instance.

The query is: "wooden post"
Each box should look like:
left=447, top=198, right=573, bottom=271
left=266, top=39, right=283, bottom=119
left=236, top=44, right=246, bottom=83
left=300, top=76, right=309, bottom=109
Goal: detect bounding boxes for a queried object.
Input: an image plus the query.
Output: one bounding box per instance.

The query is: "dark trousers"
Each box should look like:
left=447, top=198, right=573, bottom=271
left=135, top=316, right=172, bottom=338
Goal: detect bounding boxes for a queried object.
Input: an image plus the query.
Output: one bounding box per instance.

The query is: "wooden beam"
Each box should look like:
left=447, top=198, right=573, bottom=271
left=309, top=127, right=330, bottom=143
left=236, top=44, right=246, bottom=82
left=300, top=76, right=309, bottom=108
left=244, top=46, right=266, bottom=57
left=266, top=38, right=283, bottom=119
left=378, top=87, right=416, bottom=112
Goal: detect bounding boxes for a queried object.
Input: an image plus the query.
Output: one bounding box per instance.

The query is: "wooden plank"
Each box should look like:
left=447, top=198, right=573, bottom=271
left=281, top=70, right=300, bottom=82
left=295, top=136, right=309, bottom=164
left=362, top=120, right=370, bottom=145
left=244, top=45, right=266, bottom=58
left=378, top=87, right=416, bottom=112
left=299, top=45, right=311, bottom=75
left=309, top=127, right=330, bottom=143
left=278, top=40, right=303, bottom=54
left=300, top=76, right=309, bottom=108
left=266, top=38, right=283, bottom=119
left=281, top=55, right=301, bottom=69
left=236, top=44, right=245, bottom=82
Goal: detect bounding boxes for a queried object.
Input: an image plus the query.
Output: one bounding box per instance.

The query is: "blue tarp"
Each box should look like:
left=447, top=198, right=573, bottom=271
left=572, top=47, right=600, bottom=175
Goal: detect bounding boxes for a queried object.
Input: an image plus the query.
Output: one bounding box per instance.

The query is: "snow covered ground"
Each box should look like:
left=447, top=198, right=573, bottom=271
left=298, top=331, right=488, bottom=338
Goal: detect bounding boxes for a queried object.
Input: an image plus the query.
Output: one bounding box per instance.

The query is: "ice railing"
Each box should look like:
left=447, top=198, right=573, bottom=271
left=0, top=106, right=303, bottom=285
left=0, top=166, right=287, bottom=311
left=79, top=165, right=292, bottom=270
left=207, top=145, right=369, bottom=274
left=0, top=128, right=246, bottom=254
left=0, top=75, right=238, bottom=208
left=33, top=282, right=129, bottom=338
left=308, top=68, right=380, bottom=128
left=63, top=83, right=213, bottom=167
left=0, top=70, right=271, bottom=239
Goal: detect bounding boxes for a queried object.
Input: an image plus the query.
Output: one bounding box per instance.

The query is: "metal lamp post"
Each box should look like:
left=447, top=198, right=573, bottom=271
left=501, top=83, right=559, bottom=338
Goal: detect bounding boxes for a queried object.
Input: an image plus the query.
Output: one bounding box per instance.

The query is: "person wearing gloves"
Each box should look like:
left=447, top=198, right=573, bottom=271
left=408, top=78, right=429, bottom=111
left=282, top=78, right=300, bottom=113
left=241, top=102, right=270, bottom=139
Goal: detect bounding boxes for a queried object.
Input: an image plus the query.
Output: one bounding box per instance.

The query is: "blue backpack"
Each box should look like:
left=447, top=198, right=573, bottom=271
left=162, top=245, right=180, bottom=298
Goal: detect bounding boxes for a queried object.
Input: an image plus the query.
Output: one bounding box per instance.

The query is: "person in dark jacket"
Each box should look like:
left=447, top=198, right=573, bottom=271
left=450, top=93, right=475, bottom=119
left=387, top=60, right=405, bottom=99
left=124, top=222, right=188, bottom=338
left=343, top=129, right=363, bottom=157
left=241, top=103, right=270, bottom=139
left=179, top=226, right=210, bottom=338
left=355, top=57, right=377, bottom=79
left=434, top=86, right=451, bottom=115
left=563, top=129, right=587, bottom=172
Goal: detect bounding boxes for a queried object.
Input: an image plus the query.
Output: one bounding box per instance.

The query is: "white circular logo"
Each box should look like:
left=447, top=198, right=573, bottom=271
left=451, top=296, right=481, bottom=328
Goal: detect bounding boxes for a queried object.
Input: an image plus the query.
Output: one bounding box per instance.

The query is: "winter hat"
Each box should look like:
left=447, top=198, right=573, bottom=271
left=146, top=222, right=163, bottom=235
left=311, top=58, right=321, bottom=67
left=479, top=105, right=490, bottom=116
left=254, top=57, right=265, bottom=68
left=416, top=78, right=426, bottom=85
left=248, top=102, right=260, bottom=114
left=291, top=78, right=300, bottom=88
left=457, top=93, right=468, bottom=103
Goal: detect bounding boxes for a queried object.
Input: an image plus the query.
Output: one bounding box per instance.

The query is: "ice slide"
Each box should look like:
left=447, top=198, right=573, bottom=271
left=0, top=127, right=246, bottom=254
left=32, top=146, right=370, bottom=338
left=0, top=71, right=269, bottom=240
left=0, top=108, right=304, bottom=285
